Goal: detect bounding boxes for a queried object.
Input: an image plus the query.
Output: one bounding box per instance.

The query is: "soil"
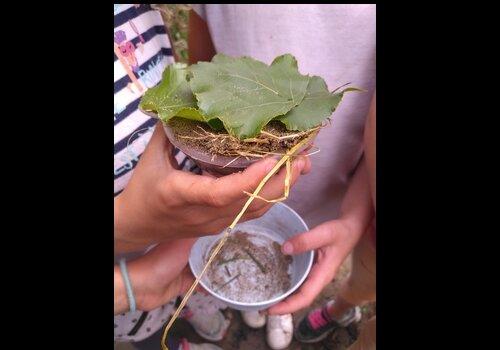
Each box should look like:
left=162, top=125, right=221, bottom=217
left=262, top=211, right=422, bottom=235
left=206, top=231, right=292, bottom=303
left=168, top=117, right=314, bottom=158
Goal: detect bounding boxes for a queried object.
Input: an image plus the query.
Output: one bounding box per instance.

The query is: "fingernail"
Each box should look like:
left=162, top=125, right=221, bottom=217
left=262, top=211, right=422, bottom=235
left=297, top=158, right=305, bottom=170
left=282, top=242, right=293, bottom=255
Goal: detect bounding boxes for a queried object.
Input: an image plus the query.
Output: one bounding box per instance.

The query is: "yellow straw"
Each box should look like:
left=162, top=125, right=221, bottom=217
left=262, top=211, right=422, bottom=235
left=161, top=134, right=314, bottom=349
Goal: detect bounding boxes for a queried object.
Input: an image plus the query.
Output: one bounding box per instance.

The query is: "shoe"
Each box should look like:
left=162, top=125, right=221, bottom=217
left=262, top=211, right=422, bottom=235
left=295, top=302, right=361, bottom=343
left=181, top=308, right=230, bottom=342
left=241, top=311, right=267, bottom=329
left=266, top=314, right=293, bottom=350
left=179, top=338, right=223, bottom=350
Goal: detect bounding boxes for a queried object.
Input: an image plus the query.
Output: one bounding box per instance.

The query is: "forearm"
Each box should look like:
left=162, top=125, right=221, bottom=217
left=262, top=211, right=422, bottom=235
left=339, top=157, right=374, bottom=234
left=114, top=196, right=135, bottom=254
left=114, top=195, right=149, bottom=254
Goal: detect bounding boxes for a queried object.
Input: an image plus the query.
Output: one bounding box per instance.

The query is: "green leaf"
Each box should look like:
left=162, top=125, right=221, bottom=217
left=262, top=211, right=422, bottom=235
left=189, top=53, right=310, bottom=139
left=175, top=107, right=205, bottom=122
left=277, top=76, right=361, bottom=131
left=207, top=118, right=225, bottom=131
left=139, top=63, right=204, bottom=123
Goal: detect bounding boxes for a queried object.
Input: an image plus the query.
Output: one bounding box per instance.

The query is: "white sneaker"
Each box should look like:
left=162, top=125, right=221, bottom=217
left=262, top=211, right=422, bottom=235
left=241, top=310, right=267, bottom=329
left=182, top=308, right=230, bottom=342
left=266, top=314, right=293, bottom=350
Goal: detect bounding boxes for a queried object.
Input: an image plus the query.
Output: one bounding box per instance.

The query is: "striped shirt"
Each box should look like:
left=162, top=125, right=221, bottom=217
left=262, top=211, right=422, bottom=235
left=113, top=4, right=201, bottom=342
left=114, top=4, right=198, bottom=198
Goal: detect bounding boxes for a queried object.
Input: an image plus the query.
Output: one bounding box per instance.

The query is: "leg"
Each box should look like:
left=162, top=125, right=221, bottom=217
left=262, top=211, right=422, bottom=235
left=295, top=223, right=376, bottom=344
left=328, top=223, right=376, bottom=319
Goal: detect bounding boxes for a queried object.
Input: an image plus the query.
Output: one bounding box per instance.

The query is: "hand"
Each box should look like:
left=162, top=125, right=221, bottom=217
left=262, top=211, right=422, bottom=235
left=267, top=219, right=369, bottom=315
left=115, top=122, right=311, bottom=253
left=267, top=158, right=373, bottom=315
left=114, top=239, right=195, bottom=314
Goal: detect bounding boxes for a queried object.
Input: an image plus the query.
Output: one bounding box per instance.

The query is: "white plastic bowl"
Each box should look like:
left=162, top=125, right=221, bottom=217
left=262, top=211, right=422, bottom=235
left=189, top=202, right=314, bottom=311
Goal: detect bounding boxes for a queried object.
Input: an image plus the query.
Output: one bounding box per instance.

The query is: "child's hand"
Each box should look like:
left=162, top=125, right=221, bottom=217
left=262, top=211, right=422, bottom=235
left=267, top=219, right=371, bottom=315
left=115, top=122, right=310, bottom=253
left=114, top=239, right=195, bottom=314
left=267, top=158, right=373, bottom=315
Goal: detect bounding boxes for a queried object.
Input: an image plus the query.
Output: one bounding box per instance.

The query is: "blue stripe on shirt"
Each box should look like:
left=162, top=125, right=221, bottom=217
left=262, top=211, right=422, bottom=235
left=178, top=156, right=190, bottom=170
left=114, top=98, right=141, bottom=126
left=114, top=5, right=152, bottom=28
left=114, top=154, right=142, bottom=181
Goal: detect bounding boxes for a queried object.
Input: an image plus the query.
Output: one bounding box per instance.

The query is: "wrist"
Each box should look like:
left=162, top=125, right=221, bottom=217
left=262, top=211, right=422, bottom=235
left=114, top=265, right=129, bottom=314
left=114, top=195, right=128, bottom=242
left=114, top=195, right=146, bottom=253
left=114, top=259, right=147, bottom=314
left=125, top=258, right=147, bottom=311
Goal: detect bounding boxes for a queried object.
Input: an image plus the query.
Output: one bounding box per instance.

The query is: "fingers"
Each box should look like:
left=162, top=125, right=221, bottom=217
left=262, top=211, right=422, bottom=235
left=158, top=267, right=195, bottom=309
left=173, top=150, right=311, bottom=210
left=195, top=283, right=210, bottom=295
left=148, top=122, right=171, bottom=152
left=175, top=157, right=277, bottom=207
left=241, top=202, right=273, bottom=221
left=246, top=156, right=309, bottom=212
left=208, top=157, right=279, bottom=206
left=268, top=247, right=340, bottom=315
left=297, top=154, right=312, bottom=175
left=167, top=153, right=311, bottom=236
left=281, top=220, right=349, bottom=255
left=177, top=267, right=196, bottom=295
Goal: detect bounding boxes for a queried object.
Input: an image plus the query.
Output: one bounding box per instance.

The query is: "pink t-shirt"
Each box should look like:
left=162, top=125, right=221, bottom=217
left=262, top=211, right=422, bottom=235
left=192, top=4, right=376, bottom=227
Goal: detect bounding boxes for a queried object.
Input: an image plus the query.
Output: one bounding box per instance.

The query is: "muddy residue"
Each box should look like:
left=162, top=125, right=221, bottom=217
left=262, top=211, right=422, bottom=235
left=206, top=231, right=292, bottom=303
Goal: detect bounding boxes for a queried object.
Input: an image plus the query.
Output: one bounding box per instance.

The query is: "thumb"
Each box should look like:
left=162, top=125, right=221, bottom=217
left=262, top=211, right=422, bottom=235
left=141, top=122, right=177, bottom=169
left=178, top=267, right=195, bottom=295
left=183, top=157, right=279, bottom=206
left=214, top=157, right=279, bottom=199
left=159, top=267, right=195, bottom=307
left=282, top=220, right=349, bottom=255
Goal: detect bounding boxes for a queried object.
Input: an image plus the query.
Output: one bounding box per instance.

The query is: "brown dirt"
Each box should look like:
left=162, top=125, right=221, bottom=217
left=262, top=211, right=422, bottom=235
left=169, top=255, right=376, bottom=349
left=168, top=118, right=315, bottom=158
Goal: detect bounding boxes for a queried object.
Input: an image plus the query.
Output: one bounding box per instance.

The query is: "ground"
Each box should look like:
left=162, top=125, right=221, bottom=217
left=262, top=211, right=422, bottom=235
left=115, top=256, right=376, bottom=350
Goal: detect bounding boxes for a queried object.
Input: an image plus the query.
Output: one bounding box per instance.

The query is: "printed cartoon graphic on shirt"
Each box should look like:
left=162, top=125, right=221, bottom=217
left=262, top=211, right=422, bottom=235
left=114, top=28, right=143, bottom=93
left=114, top=29, right=139, bottom=72
left=114, top=50, right=170, bottom=122
left=114, top=17, right=166, bottom=95
left=128, top=20, right=145, bottom=53
left=114, top=5, right=182, bottom=184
